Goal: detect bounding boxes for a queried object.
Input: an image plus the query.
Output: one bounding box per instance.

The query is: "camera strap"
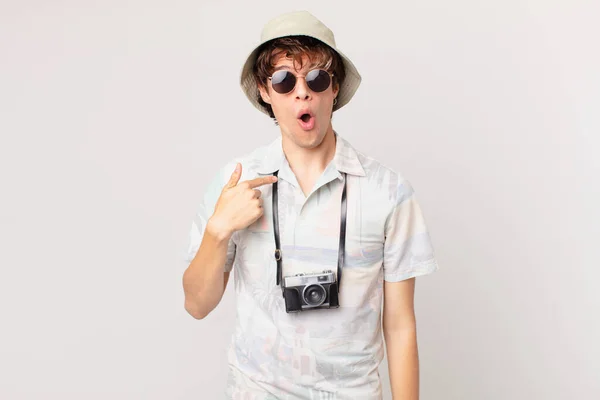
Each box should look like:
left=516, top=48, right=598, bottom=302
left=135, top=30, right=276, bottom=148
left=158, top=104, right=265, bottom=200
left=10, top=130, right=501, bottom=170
left=272, top=170, right=347, bottom=294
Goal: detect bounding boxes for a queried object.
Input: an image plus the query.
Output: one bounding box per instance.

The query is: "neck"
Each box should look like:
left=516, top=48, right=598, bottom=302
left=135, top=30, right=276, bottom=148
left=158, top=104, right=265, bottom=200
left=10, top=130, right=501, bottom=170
left=281, top=125, right=337, bottom=179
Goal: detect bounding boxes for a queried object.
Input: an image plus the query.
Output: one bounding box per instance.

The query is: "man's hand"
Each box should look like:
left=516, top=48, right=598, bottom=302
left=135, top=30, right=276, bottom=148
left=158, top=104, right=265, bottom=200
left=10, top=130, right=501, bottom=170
left=208, top=163, right=277, bottom=238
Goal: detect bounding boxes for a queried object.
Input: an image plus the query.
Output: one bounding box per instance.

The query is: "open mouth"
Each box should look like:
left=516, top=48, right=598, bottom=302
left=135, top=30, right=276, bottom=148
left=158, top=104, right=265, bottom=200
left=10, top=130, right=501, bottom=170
left=296, top=109, right=315, bottom=130
left=297, top=112, right=315, bottom=130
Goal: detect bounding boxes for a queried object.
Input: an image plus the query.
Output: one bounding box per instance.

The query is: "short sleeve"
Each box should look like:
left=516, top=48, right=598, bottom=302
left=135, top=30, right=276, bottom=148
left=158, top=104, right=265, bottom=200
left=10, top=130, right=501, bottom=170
left=182, top=166, right=237, bottom=272
left=382, top=179, right=439, bottom=282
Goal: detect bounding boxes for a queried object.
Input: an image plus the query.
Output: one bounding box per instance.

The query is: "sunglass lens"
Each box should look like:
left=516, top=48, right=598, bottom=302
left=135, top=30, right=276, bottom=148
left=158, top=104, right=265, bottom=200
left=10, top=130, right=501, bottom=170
left=271, top=71, right=296, bottom=94
left=306, top=69, right=331, bottom=92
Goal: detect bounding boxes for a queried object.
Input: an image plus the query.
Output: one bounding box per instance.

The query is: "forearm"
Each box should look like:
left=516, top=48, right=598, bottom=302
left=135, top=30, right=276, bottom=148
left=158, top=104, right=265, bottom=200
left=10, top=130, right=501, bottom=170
left=383, top=327, right=419, bottom=400
left=182, top=217, right=232, bottom=319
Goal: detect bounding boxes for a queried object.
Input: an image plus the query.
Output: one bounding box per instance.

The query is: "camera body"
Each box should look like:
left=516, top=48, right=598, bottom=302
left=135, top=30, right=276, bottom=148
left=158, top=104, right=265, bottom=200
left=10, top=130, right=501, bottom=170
left=282, top=270, right=339, bottom=313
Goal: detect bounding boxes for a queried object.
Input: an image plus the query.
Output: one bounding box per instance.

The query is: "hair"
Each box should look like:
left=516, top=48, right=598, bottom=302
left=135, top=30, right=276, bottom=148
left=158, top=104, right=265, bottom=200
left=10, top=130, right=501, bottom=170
left=252, top=35, right=346, bottom=124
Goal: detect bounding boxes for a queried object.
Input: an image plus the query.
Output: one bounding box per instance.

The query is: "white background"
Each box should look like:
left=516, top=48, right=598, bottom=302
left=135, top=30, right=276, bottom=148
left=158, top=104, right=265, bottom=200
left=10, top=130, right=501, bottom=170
left=1, top=1, right=598, bottom=399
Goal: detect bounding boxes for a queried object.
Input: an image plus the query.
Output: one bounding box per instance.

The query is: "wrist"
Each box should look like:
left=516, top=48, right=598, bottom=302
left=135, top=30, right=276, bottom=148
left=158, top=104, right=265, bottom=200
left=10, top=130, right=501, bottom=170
left=206, top=215, right=234, bottom=242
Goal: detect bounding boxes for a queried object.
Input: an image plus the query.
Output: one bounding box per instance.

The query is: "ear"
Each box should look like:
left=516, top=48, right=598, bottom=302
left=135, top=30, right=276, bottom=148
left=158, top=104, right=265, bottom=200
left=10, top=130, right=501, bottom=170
left=332, top=82, right=340, bottom=99
left=258, top=84, right=272, bottom=105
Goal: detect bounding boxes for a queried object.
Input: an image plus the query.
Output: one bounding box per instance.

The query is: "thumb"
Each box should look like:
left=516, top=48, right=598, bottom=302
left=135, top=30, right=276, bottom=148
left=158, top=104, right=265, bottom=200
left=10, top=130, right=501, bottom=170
left=225, top=163, right=241, bottom=188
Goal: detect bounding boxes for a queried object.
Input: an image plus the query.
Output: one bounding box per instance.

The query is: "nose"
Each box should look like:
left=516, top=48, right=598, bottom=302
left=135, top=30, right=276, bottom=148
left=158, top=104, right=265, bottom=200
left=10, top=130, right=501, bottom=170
left=294, top=76, right=312, bottom=101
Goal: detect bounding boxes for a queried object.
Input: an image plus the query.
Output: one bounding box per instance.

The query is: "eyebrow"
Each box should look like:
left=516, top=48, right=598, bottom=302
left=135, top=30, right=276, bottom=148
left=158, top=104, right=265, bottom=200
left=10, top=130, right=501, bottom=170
left=272, top=63, right=321, bottom=73
left=272, top=65, right=293, bottom=72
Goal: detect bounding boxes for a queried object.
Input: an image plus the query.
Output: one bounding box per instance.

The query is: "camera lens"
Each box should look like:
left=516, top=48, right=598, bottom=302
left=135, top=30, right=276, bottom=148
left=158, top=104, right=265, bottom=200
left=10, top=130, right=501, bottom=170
left=303, top=284, right=326, bottom=307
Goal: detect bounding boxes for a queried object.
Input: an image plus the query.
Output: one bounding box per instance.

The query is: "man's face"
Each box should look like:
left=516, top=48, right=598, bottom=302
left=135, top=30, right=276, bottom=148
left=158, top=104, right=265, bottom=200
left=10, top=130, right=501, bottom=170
left=258, top=52, right=339, bottom=149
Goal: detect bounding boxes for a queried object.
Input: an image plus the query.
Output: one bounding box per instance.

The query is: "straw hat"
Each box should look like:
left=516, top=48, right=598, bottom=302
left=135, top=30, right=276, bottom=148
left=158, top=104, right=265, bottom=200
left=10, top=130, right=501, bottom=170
left=240, top=10, right=361, bottom=116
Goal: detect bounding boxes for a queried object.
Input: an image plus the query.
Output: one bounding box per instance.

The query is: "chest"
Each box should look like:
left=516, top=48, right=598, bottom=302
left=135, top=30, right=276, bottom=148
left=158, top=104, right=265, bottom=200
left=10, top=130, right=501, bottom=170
left=234, top=177, right=389, bottom=280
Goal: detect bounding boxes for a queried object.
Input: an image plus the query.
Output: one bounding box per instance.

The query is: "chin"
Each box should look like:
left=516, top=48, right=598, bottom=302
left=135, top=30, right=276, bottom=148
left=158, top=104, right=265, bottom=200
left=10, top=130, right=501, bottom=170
left=281, top=118, right=328, bottom=144
left=299, top=130, right=328, bottom=148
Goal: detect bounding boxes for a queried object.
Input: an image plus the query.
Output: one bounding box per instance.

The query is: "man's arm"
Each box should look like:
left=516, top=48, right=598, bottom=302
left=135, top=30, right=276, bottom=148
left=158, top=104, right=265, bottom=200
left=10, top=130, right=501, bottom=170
left=182, top=163, right=277, bottom=320
left=182, top=217, right=234, bottom=320
left=383, top=277, right=419, bottom=400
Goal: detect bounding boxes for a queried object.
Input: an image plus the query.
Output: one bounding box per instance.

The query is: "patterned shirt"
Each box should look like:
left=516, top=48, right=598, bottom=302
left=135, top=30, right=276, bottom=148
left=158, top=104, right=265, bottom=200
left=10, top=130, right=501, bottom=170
left=183, top=131, right=439, bottom=399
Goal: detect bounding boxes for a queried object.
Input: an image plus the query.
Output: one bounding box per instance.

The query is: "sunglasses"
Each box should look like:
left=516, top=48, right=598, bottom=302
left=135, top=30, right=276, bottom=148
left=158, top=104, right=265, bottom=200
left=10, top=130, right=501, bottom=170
left=268, top=69, right=334, bottom=94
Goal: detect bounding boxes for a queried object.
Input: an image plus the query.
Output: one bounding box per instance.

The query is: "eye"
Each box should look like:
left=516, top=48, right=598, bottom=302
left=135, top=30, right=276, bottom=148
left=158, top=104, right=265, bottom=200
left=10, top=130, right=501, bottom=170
left=270, top=70, right=297, bottom=94
left=306, top=70, right=331, bottom=92
left=271, top=70, right=290, bottom=85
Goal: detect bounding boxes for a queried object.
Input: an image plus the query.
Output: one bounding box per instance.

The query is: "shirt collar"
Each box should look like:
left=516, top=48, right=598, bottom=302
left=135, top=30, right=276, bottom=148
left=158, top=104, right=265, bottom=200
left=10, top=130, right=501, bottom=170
left=256, top=130, right=366, bottom=178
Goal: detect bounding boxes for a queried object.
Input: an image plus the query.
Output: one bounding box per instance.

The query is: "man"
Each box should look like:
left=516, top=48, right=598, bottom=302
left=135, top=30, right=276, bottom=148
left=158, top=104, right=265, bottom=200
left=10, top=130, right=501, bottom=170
left=182, top=10, right=439, bottom=400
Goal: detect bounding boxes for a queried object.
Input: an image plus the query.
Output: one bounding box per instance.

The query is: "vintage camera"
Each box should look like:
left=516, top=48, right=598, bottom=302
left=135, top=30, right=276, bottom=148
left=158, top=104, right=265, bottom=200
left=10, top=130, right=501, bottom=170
left=282, top=270, right=339, bottom=313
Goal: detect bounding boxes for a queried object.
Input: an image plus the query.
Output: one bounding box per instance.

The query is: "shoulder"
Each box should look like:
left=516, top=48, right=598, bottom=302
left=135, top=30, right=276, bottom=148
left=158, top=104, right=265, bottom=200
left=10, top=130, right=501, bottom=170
left=351, top=144, right=414, bottom=205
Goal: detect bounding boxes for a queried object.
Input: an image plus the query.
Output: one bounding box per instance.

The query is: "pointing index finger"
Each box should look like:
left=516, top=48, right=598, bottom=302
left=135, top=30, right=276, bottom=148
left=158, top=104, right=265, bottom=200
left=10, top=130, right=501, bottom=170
left=245, top=175, right=278, bottom=189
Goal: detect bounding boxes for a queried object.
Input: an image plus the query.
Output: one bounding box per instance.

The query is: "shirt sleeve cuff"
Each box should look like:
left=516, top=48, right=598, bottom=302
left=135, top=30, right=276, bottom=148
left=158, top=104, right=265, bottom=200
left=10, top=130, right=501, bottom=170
left=383, top=258, right=439, bottom=282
